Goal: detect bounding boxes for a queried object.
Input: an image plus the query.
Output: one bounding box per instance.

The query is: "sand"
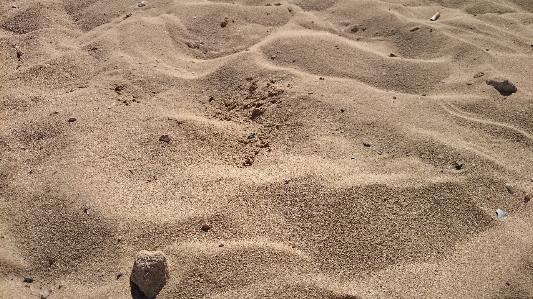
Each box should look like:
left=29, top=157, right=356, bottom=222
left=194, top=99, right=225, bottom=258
left=1, top=0, right=533, bottom=298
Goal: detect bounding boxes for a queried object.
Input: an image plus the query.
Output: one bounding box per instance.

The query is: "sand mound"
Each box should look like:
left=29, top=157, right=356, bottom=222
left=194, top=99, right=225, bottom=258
left=1, top=0, right=533, bottom=298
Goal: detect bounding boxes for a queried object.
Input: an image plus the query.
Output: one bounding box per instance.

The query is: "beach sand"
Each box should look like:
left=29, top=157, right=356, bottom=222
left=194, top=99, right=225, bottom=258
left=1, top=0, right=533, bottom=298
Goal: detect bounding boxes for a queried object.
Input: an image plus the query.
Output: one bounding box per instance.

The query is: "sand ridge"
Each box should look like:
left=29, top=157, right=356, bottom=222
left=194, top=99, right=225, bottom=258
left=1, top=0, right=533, bottom=298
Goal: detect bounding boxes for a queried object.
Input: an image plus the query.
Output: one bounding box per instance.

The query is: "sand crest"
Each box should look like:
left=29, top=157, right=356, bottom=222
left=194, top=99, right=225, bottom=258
left=1, top=0, right=533, bottom=298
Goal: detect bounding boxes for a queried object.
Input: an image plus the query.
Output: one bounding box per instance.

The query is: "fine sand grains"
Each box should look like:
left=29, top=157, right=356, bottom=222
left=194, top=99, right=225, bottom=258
left=1, top=1, right=533, bottom=298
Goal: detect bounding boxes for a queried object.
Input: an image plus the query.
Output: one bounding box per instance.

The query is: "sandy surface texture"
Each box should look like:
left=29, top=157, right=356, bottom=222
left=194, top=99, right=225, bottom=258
left=1, top=0, right=533, bottom=298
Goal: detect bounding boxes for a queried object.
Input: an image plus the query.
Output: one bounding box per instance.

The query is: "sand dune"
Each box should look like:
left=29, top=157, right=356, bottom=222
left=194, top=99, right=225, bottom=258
left=1, top=0, right=533, bottom=298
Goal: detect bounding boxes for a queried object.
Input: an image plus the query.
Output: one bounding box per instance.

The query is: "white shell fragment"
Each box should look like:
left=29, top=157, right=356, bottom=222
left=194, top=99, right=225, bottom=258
left=430, top=12, right=440, bottom=21
left=496, top=209, right=507, bottom=220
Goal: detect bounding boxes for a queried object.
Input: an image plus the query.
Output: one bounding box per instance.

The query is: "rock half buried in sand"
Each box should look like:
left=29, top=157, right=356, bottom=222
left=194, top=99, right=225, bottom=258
left=131, top=250, right=169, bottom=298
left=496, top=209, right=507, bottom=220
left=486, top=78, right=517, bottom=94
left=159, top=135, right=171, bottom=143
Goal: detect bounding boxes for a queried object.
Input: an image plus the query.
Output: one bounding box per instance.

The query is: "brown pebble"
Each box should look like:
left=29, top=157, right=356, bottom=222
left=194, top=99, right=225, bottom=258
left=525, top=194, right=531, bottom=203
left=389, top=53, right=397, bottom=57
left=159, top=135, right=171, bottom=143
left=116, top=272, right=123, bottom=279
left=218, top=243, right=224, bottom=247
left=201, top=223, right=212, bottom=232
left=68, top=117, right=76, bottom=122
left=473, top=72, right=484, bottom=78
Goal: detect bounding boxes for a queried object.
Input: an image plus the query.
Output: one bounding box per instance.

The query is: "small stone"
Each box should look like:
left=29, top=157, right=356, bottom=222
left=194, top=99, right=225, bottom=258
left=363, top=142, right=371, bottom=147
left=454, top=163, right=463, bottom=170
left=496, top=209, right=507, bottom=220
left=271, top=55, right=276, bottom=60
left=23, top=277, right=34, bottom=283
left=247, top=133, right=255, bottom=139
left=68, top=117, right=76, bottom=122
left=201, top=223, right=212, bottom=232
left=159, top=135, right=170, bottom=143
left=12, top=4, right=17, bottom=8
left=130, top=251, right=169, bottom=298
left=340, top=109, right=345, bottom=113
left=410, top=26, right=420, bottom=32
left=41, top=289, right=52, bottom=299
left=218, top=243, right=224, bottom=247
left=505, top=184, right=515, bottom=194
left=138, top=1, right=147, bottom=7
left=486, top=78, right=517, bottom=94
left=524, top=194, right=531, bottom=203
left=83, top=204, right=90, bottom=214
left=116, top=272, right=123, bottom=280
left=389, top=53, right=397, bottom=57
left=473, top=72, right=484, bottom=78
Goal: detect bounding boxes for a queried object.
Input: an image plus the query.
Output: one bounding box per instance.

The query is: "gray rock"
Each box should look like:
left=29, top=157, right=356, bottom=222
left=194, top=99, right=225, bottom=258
left=130, top=251, right=169, bottom=298
left=486, top=78, right=517, bottom=94
left=41, top=289, right=52, bottom=299
left=138, top=1, right=147, bottom=7
left=496, top=209, right=507, bottom=220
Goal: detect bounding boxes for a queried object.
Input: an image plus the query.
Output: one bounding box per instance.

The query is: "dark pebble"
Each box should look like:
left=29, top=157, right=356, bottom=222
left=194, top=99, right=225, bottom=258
left=454, top=163, right=463, bottom=170
left=525, top=194, right=531, bottom=203
left=201, top=223, right=212, bottom=232
left=116, top=272, right=123, bottom=280
left=23, top=277, right=34, bottom=283
left=363, top=142, right=371, bottom=147
left=68, top=117, right=76, bottom=122
left=247, top=133, right=256, bottom=139
left=340, top=109, right=345, bottom=113
left=389, top=53, right=397, bottom=57
left=159, top=135, right=171, bottom=143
